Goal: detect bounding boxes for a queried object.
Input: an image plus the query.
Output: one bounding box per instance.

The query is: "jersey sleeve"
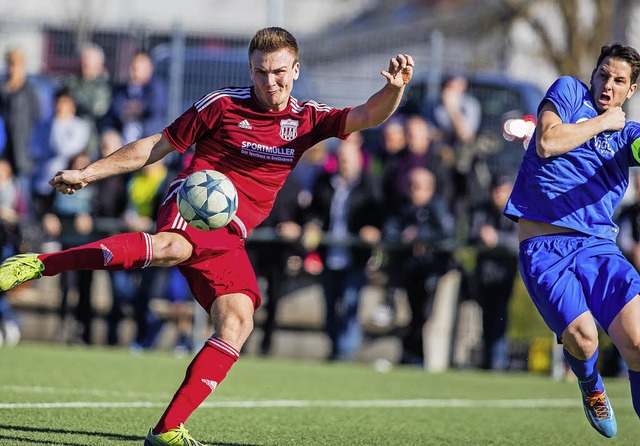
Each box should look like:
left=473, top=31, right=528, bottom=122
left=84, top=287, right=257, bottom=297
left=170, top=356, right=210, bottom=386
left=627, top=121, right=640, bottom=167
left=306, top=102, right=352, bottom=145
left=539, top=76, right=583, bottom=123
left=163, top=99, right=224, bottom=153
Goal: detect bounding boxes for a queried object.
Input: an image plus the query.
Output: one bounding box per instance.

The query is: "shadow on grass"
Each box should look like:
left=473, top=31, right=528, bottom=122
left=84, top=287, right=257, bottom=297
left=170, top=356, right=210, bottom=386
left=0, top=425, right=261, bottom=445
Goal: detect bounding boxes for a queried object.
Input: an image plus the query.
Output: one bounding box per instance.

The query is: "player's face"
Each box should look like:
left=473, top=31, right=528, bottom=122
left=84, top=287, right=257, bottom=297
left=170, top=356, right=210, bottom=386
left=590, top=57, right=637, bottom=112
left=250, top=49, right=300, bottom=112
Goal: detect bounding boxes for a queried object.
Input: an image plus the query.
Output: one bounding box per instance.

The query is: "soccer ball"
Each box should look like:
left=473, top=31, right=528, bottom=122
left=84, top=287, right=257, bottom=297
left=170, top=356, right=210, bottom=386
left=177, top=170, right=238, bottom=230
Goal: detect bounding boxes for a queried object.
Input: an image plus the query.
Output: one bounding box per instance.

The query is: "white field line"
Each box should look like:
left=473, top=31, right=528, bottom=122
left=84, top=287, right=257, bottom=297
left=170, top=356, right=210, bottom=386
left=0, top=385, right=630, bottom=410
left=0, top=399, right=598, bottom=410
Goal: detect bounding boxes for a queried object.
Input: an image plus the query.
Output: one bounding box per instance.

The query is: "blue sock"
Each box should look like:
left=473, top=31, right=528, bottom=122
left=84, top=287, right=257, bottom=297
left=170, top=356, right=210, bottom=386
left=563, top=348, right=603, bottom=392
left=628, top=369, right=640, bottom=419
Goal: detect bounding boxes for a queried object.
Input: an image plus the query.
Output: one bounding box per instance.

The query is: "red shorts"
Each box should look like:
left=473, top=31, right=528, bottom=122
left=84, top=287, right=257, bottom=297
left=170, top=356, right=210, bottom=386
left=156, top=182, right=261, bottom=313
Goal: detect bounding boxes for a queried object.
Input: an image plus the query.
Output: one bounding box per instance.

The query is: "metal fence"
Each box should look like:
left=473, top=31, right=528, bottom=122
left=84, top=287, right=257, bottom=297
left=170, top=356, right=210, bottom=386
left=0, top=17, right=545, bottom=218
left=0, top=12, right=513, bottom=119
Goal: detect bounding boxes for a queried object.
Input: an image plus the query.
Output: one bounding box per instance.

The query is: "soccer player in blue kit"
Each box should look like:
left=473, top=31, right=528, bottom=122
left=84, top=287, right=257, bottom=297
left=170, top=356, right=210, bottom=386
left=504, top=43, right=640, bottom=438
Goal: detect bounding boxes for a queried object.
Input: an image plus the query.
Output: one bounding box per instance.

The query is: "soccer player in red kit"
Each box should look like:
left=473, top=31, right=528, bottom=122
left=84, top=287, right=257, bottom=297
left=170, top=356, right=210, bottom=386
left=0, top=27, right=414, bottom=446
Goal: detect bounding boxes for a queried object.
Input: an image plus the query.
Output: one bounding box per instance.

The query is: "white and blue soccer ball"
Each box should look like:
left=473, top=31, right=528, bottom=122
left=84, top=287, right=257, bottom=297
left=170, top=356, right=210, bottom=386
left=177, top=170, right=238, bottom=231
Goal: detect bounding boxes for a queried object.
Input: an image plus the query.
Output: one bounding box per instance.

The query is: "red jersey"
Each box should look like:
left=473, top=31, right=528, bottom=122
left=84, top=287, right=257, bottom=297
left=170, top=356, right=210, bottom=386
left=163, top=86, right=350, bottom=234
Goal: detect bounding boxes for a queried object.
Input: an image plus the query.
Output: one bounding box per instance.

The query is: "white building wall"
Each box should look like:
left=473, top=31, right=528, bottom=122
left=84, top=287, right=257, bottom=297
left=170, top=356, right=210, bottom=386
left=0, top=0, right=376, bottom=72
left=0, top=0, right=375, bottom=35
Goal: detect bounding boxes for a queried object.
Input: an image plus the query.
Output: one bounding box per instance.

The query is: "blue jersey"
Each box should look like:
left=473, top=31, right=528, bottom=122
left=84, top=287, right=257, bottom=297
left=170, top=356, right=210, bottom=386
left=504, top=76, right=640, bottom=241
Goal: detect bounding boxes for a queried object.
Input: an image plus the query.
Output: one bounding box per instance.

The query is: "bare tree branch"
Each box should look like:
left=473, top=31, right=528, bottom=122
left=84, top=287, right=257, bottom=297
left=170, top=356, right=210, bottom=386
left=495, top=0, right=621, bottom=78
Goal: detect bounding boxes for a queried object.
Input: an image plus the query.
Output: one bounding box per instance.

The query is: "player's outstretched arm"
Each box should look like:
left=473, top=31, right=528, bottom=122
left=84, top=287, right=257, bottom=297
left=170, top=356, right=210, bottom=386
left=49, top=133, right=175, bottom=195
left=344, top=53, right=414, bottom=135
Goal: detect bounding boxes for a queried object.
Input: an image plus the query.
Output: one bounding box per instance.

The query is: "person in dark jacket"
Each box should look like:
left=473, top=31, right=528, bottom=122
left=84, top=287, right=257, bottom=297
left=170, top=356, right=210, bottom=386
left=0, top=48, right=40, bottom=194
left=304, top=137, right=382, bottom=360
left=100, top=51, right=167, bottom=144
left=468, top=175, right=518, bottom=370
left=383, top=167, right=456, bottom=364
left=247, top=174, right=305, bottom=355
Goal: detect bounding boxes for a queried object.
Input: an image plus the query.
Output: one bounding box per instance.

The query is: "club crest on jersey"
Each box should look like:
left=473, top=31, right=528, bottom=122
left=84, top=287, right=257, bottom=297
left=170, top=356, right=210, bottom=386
left=279, top=119, right=299, bottom=141
left=594, top=133, right=615, bottom=158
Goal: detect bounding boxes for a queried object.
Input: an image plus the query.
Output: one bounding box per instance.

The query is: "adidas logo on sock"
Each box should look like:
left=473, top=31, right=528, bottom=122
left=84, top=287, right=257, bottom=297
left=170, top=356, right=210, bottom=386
left=201, top=379, right=218, bottom=391
left=100, top=244, right=113, bottom=266
left=237, top=119, right=252, bottom=130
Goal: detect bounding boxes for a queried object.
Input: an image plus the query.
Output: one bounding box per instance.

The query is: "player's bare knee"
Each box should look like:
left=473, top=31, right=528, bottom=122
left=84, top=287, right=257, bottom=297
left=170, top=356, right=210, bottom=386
left=236, top=316, right=254, bottom=344
left=616, top=340, right=640, bottom=369
left=215, top=316, right=253, bottom=348
left=562, top=324, right=599, bottom=358
left=150, top=232, right=192, bottom=266
left=209, top=293, right=255, bottom=350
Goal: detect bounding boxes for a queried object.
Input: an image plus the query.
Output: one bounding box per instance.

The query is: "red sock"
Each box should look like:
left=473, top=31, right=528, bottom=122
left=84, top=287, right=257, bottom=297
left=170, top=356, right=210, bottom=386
left=153, top=337, right=239, bottom=434
left=38, top=232, right=153, bottom=276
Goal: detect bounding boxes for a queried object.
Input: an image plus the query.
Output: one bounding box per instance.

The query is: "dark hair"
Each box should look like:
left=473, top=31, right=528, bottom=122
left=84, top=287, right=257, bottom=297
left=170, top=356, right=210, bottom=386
left=248, top=27, right=299, bottom=64
left=596, top=42, right=640, bottom=84
left=54, top=86, right=73, bottom=101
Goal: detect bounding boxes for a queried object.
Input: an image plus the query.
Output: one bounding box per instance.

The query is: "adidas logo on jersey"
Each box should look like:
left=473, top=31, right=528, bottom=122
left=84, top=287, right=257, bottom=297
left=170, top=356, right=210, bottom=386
left=237, top=119, right=252, bottom=130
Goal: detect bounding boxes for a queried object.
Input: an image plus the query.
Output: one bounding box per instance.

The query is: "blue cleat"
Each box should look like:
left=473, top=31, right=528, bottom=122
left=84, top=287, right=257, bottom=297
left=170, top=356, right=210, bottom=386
left=580, top=387, right=617, bottom=438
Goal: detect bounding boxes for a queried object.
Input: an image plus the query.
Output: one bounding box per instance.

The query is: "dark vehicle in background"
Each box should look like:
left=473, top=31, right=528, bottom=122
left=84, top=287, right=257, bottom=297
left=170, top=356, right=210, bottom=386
left=398, top=72, right=544, bottom=185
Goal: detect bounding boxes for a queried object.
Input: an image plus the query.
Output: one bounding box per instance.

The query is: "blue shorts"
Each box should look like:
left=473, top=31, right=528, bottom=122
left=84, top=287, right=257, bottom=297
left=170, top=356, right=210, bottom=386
left=519, top=233, right=640, bottom=339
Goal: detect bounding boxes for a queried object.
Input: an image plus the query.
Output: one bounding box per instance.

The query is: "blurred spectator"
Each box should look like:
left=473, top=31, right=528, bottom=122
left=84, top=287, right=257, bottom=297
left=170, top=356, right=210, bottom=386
left=100, top=51, right=167, bottom=144
left=379, top=115, right=407, bottom=159
left=0, top=159, right=26, bottom=346
left=467, top=175, right=518, bottom=370
left=43, top=152, right=95, bottom=344
left=321, top=131, right=372, bottom=176
left=62, top=43, right=112, bottom=158
left=291, top=140, right=329, bottom=212
left=425, top=73, right=481, bottom=217
left=0, top=47, right=40, bottom=193
left=609, top=170, right=640, bottom=376
left=91, top=130, right=129, bottom=223
left=370, top=116, right=408, bottom=328
left=89, top=129, right=130, bottom=346
left=376, top=116, right=407, bottom=202
left=304, top=138, right=382, bottom=361
left=384, top=115, right=454, bottom=213
left=109, top=158, right=171, bottom=351
left=32, top=87, right=90, bottom=219
left=163, top=266, right=196, bottom=355
left=383, top=167, right=456, bottom=365
left=247, top=175, right=305, bottom=355
left=618, top=171, right=640, bottom=270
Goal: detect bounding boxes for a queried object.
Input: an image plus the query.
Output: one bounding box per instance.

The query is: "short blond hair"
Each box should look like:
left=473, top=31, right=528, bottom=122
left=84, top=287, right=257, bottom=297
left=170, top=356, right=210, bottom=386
left=248, top=27, right=299, bottom=64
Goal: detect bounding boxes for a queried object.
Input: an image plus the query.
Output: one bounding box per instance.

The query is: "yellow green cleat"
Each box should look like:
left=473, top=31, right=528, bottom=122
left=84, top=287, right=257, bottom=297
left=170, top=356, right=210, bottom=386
left=0, top=254, right=44, bottom=291
left=144, top=424, right=205, bottom=446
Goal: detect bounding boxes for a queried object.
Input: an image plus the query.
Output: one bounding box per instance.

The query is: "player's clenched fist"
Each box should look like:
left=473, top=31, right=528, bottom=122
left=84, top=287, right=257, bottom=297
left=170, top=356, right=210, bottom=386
left=49, top=170, right=87, bottom=195
left=601, top=106, right=627, bottom=132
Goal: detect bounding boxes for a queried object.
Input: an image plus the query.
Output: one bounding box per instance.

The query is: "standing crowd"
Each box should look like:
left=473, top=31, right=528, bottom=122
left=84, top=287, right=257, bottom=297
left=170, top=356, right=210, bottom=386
left=0, top=40, right=522, bottom=373
left=0, top=45, right=192, bottom=352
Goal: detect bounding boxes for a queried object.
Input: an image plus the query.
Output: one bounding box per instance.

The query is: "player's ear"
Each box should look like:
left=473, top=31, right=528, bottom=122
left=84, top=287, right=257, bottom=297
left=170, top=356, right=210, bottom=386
left=293, top=62, right=300, bottom=80
left=628, top=83, right=638, bottom=99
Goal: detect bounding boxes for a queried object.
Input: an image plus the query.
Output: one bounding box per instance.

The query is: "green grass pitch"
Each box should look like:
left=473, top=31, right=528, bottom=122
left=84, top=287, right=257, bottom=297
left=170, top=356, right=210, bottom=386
left=1, top=342, right=640, bottom=445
